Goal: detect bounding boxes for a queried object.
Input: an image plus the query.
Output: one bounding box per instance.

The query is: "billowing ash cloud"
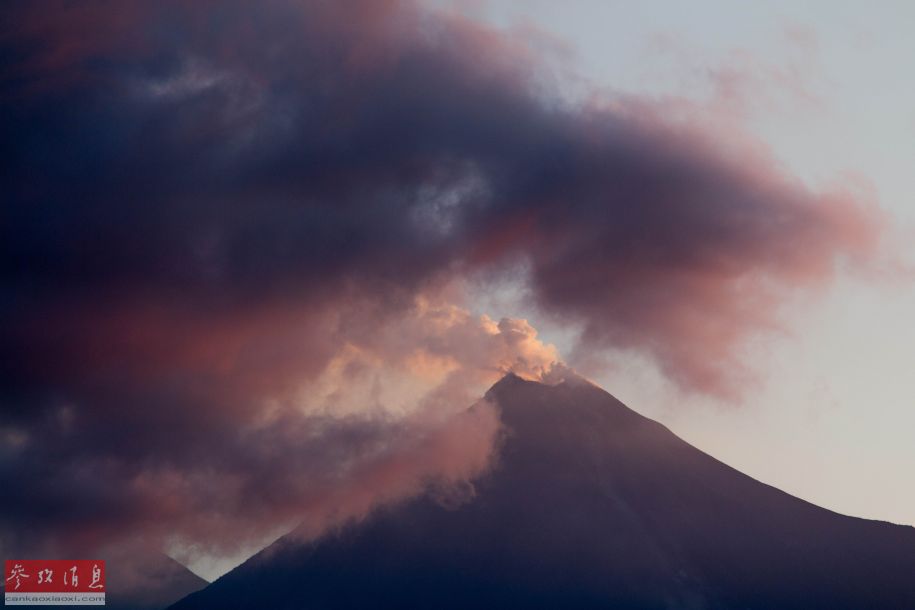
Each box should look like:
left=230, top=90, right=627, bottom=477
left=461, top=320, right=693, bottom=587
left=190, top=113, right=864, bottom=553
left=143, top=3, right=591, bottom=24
left=0, top=0, right=883, bottom=564
left=0, top=290, right=558, bottom=566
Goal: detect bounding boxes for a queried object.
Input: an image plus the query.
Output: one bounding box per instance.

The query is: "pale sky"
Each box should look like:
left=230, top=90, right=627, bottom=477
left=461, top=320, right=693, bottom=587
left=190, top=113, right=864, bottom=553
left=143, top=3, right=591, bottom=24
left=462, top=0, right=915, bottom=527
left=6, top=1, right=913, bottom=586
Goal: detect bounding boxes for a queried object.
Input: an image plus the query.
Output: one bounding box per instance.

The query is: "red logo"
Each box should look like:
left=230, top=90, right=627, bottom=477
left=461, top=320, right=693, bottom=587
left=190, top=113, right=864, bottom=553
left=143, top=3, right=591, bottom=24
left=4, top=560, right=105, bottom=606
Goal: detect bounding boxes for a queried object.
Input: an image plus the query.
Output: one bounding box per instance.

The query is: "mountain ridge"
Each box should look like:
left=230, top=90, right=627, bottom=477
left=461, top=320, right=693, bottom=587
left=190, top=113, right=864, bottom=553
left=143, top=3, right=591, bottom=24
left=494, top=373, right=911, bottom=528
left=170, top=374, right=915, bottom=609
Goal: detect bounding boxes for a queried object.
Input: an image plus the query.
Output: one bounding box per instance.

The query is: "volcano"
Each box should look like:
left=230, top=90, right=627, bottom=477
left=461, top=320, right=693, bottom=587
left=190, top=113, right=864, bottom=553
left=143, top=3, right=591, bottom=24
left=170, top=374, right=915, bottom=609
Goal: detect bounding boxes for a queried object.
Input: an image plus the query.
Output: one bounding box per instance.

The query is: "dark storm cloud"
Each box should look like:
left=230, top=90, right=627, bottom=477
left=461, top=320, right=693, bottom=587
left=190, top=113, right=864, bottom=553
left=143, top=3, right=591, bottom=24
left=0, top=0, right=882, bottom=556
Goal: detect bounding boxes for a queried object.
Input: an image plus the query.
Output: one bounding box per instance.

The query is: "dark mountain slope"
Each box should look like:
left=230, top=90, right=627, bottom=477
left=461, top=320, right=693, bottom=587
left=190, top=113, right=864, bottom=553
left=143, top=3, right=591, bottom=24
left=171, top=374, right=915, bottom=609
left=0, top=547, right=206, bottom=610
left=104, top=549, right=207, bottom=610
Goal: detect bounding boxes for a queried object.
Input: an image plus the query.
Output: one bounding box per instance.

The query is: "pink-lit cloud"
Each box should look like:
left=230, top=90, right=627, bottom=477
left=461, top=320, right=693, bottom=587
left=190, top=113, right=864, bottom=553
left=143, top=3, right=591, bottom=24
left=0, top=0, right=888, bottom=563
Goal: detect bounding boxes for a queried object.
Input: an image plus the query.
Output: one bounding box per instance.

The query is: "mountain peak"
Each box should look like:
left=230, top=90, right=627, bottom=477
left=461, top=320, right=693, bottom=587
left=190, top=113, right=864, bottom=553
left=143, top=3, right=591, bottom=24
left=486, top=368, right=659, bottom=443
left=491, top=364, right=594, bottom=391
left=171, top=376, right=915, bottom=610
